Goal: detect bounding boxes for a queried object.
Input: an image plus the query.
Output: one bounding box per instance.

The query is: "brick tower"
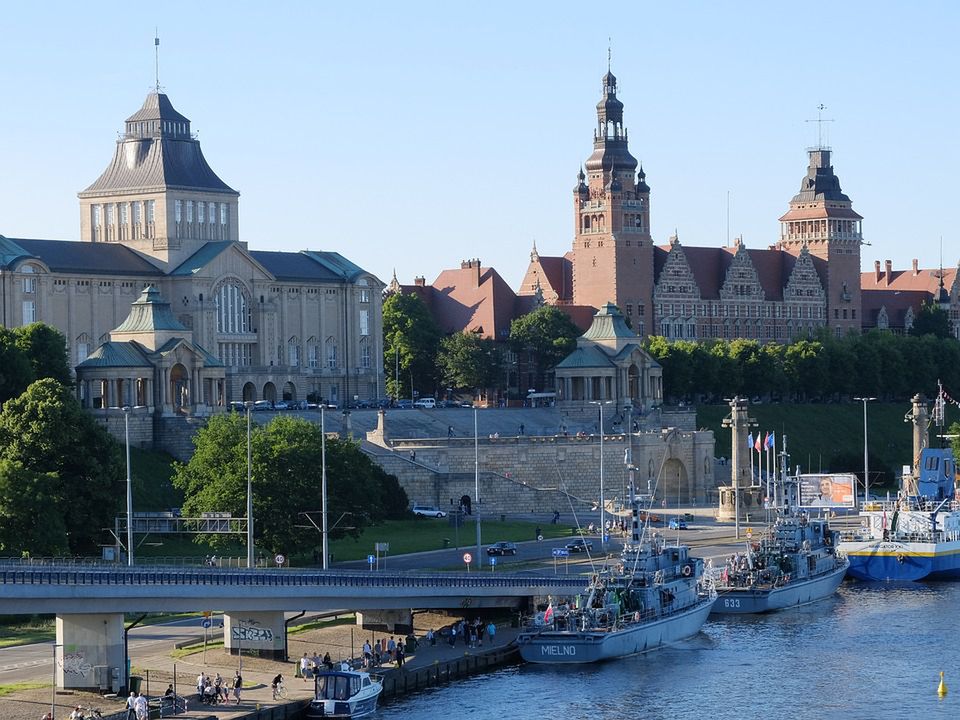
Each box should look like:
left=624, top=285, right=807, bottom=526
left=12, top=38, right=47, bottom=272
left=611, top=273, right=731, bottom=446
left=777, top=148, right=862, bottom=336
left=571, top=70, right=653, bottom=334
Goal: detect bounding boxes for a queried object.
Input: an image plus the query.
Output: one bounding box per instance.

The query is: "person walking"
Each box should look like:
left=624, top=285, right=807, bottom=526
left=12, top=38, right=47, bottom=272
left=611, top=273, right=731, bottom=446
left=233, top=671, right=243, bottom=705
left=387, top=636, right=397, bottom=663
left=395, top=643, right=405, bottom=669
left=134, top=693, right=149, bottom=720
left=487, top=621, right=497, bottom=645
left=300, top=653, right=310, bottom=681
left=447, top=425, right=454, bottom=438
left=126, top=691, right=137, bottom=720
left=519, top=423, right=525, bottom=436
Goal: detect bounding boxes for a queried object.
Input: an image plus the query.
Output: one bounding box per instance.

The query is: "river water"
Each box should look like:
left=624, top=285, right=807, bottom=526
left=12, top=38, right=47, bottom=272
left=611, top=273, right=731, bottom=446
left=378, top=581, right=959, bottom=720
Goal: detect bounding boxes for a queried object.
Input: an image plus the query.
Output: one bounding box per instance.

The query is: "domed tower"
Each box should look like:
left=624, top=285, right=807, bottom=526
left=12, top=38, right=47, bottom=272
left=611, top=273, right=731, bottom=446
left=778, top=147, right=862, bottom=336
left=78, top=92, right=240, bottom=270
left=571, top=70, right=653, bottom=334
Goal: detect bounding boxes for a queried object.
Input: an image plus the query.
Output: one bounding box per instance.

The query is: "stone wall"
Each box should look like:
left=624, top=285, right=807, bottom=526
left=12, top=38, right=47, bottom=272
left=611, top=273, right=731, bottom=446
left=365, top=424, right=716, bottom=515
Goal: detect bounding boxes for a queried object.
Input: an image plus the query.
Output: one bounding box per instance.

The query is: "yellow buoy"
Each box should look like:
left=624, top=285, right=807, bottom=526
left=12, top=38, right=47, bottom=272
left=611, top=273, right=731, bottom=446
left=938, top=671, right=948, bottom=697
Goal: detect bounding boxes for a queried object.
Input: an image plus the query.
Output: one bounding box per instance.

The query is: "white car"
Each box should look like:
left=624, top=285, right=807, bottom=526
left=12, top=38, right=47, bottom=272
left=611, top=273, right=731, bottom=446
left=414, top=398, right=436, bottom=409
left=412, top=505, right=446, bottom=518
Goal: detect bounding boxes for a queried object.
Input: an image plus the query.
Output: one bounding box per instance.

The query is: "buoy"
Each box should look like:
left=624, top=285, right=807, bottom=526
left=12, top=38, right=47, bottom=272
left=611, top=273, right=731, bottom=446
left=939, top=671, right=948, bottom=697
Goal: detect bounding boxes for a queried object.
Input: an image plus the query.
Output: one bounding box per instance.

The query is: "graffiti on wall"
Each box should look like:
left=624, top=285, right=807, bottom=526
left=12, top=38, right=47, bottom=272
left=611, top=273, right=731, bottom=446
left=59, top=652, right=93, bottom=679
left=231, top=620, right=274, bottom=643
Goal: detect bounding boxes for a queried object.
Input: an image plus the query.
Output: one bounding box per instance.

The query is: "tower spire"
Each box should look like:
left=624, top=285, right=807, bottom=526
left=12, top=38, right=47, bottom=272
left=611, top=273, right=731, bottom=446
left=607, top=38, right=612, bottom=73
left=154, top=31, right=161, bottom=92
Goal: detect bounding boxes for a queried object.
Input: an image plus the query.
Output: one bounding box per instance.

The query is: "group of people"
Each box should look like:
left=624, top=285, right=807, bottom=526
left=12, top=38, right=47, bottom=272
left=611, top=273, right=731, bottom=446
left=361, top=636, right=407, bottom=668
left=196, top=670, right=243, bottom=705
left=123, top=692, right=149, bottom=720
left=446, top=618, right=497, bottom=649
left=298, top=650, right=337, bottom=679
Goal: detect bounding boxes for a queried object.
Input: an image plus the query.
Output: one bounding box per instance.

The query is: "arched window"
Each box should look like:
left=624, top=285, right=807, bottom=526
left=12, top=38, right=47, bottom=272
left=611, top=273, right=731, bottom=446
left=215, top=280, right=251, bottom=334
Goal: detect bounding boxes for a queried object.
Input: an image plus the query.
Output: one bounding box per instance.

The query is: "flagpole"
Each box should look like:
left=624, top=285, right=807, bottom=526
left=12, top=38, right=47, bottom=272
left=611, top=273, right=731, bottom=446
left=772, top=432, right=778, bottom=509
left=749, top=434, right=754, bottom=487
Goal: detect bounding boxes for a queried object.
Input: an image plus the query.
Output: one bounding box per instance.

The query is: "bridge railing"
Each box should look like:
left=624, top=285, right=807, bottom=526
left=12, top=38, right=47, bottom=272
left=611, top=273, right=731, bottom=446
left=0, top=563, right=586, bottom=590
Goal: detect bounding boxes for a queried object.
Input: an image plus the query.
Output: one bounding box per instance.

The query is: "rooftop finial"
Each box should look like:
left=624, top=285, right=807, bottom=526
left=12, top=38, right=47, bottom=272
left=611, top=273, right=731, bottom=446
left=607, top=38, right=612, bottom=72
left=805, top=103, right=834, bottom=150
left=154, top=31, right=161, bottom=92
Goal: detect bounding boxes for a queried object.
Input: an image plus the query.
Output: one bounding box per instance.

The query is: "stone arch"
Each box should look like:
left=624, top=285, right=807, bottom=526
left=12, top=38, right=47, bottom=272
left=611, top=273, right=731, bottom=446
left=282, top=381, right=297, bottom=402
left=170, top=363, right=190, bottom=412
left=263, top=382, right=277, bottom=402
left=242, top=382, right=256, bottom=402
left=660, top=458, right=689, bottom=504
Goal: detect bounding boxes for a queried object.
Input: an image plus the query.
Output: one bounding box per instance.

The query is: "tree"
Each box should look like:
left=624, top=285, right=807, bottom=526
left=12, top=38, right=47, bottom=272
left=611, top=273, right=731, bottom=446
left=382, top=293, right=443, bottom=400
left=14, top=323, right=72, bottom=387
left=910, top=302, right=952, bottom=339
left=509, top=306, right=580, bottom=391
left=0, top=379, right=123, bottom=554
left=0, top=328, right=33, bottom=405
left=0, top=459, right=67, bottom=556
left=437, top=332, right=499, bottom=392
left=173, top=414, right=408, bottom=557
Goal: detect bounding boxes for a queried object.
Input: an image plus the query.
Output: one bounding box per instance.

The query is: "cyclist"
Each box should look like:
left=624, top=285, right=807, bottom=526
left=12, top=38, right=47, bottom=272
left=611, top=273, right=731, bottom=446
left=271, top=673, right=284, bottom=700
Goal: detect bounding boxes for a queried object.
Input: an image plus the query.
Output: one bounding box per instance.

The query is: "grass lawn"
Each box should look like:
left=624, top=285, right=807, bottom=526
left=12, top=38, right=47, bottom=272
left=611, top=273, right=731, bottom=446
left=328, top=518, right=571, bottom=562
left=0, top=682, right=48, bottom=697
left=0, top=624, right=54, bottom=648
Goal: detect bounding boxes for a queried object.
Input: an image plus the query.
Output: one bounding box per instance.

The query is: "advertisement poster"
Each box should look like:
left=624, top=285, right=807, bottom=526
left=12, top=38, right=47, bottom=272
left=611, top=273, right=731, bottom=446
left=798, top=473, right=857, bottom=507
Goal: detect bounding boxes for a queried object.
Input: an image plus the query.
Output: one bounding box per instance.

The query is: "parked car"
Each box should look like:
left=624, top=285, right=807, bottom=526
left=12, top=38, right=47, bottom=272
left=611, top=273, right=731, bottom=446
left=396, top=399, right=413, bottom=409
left=228, top=401, right=245, bottom=412
left=565, top=537, right=594, bottom=553
left=486, top=541, right=518, bottom=556
left=253, top=400, right=272, bottom=411
left=377, top=398, right=392, bottom=409
left=668, top=517, right=688, bottom=530
left=459, top=401, right=474, bottom=408
left=414, top=397, right=436, bottom=409
left=638, top=511, right=662, bottom=524
left=412, top=505, right=446, bottom=518
left=273, top=400, right=289, bottom=410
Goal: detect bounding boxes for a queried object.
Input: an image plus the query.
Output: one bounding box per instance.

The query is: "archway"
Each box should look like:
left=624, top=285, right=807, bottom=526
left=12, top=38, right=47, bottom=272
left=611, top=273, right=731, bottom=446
left=170, top=363, right=189, bottom=413
left=282, top=382, right=297, bottom=402
left=628, top=364, right=640, bottom=401
left=263, top=382, right=277, bottom=403
left=242, top=382, right=256, bottom=402
left=659, top=458, right=690, bottom=504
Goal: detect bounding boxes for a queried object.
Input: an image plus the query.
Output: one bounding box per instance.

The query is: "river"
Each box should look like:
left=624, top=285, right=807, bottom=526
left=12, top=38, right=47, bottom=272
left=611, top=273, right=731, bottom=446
left=378, top=581, right=959, bottom=719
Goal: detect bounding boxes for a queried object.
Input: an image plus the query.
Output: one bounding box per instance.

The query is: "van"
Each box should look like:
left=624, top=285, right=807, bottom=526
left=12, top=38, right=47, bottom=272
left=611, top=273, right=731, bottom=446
left=414, top=397, right=436, bottom=409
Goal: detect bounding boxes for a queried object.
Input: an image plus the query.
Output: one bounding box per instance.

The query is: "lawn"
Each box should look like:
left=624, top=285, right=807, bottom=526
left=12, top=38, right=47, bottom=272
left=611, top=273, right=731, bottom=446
left=327, top=518, right=570, bottom=562
left=0, top=620, right=54, bottom=648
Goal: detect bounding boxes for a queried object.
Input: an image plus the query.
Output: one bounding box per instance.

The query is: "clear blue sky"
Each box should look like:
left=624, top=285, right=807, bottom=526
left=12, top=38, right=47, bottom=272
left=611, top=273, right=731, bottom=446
left=1, top=1, right=957, bottom=289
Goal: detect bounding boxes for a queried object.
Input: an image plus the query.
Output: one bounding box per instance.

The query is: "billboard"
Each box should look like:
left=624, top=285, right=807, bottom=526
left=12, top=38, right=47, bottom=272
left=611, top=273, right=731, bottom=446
left=798, top=473, right=857, bottom=508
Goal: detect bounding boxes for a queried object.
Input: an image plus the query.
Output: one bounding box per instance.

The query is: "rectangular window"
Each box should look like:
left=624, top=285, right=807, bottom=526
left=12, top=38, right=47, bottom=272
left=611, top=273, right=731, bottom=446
left=133, top=202, right=142, bottom=225
left=327, top=344, right=337, bottom=370
left=76, top=342, right=90, bottom=363
left=93, top=204, right=102, bottom=226
left=146, top=200, right=155, bottom=223
left=220, top=203, right=228, bottom=225
left=106, top=204, right=114, bottom=226
left=120, top=203, right=128, bottom=225
left=359, top=289, right=370, bottom=303
left=288, top=344, right=300, bottom=367
left=22, top=300, right=35, bottom=324
left=208, top=202, right=216, bottom=224
left=361, top=343, right=371, bottom=369
left=309, top=345, right=320, bottom=368
left=175, top=200, right=182, bottom=222
left=187, top=201, right=194, bottom=222
left=197, top=202, right=205, bottom=223
left=23, top=276, right=34, bottom=294
left=360, top=309, right=369, bottom=336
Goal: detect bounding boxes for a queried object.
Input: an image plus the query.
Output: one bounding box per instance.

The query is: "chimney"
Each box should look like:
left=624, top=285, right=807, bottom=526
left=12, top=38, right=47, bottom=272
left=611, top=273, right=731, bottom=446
left=885, top=260, right=893, bottom=286
left=874, top=260, right=881, bottom=284
left=414, top=276, right=426, bottom=287
left=460, top=258, right=481, bottom=286
left=912, top=258, right=919, bottom=276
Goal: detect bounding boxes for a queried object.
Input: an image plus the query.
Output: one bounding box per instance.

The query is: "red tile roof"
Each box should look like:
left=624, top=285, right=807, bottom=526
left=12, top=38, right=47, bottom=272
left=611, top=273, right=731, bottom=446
left=654, top=243, right=796, bottom=301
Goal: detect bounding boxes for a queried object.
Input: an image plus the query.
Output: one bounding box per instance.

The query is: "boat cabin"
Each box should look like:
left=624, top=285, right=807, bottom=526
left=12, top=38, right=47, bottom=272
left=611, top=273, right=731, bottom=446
left=315, top=672, right=371, bottom=701
left=908, top=447, right=957, bottom=501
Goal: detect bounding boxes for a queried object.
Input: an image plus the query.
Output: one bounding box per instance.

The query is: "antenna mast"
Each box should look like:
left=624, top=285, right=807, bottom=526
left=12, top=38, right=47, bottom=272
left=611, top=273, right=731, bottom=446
left=805, top=103, right=835, bottom=149
left=154, top=31, right=160, bottom=92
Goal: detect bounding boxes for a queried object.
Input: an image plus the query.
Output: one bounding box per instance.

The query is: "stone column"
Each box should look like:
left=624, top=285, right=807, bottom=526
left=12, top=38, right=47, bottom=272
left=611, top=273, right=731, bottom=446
left=222, top=611, right=286, bottom=660
left=55, top=613, right=125, bottom=692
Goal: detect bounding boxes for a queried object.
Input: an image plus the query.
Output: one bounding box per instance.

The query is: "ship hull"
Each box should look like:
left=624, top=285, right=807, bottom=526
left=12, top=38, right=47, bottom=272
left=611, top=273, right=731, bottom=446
left=711, top=560, right=848, bottom=614
left=838, top=539, right=960, bottom=582
left=516, top=596, right=714, bottom=664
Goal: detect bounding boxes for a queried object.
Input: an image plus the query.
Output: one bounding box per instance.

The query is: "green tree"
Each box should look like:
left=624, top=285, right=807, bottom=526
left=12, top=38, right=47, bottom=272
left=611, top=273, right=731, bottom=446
left=0, top=328, right=33, bottom=405
left=437, top=332, right=499, bottom=392
left=14, top=323, right=72, bottom=387
left=383, top=293, right=442, bottom=400
left=173, top=414, right=407, bottom=557
left=0, top=459, right=67, bottom=556
left=910, top=302, right=952, bottom=339
left=0, top=379, right=123, bottom=554
left=510, top=306, right=580, bottom=391
left=782, top=340, right=827, bottom=400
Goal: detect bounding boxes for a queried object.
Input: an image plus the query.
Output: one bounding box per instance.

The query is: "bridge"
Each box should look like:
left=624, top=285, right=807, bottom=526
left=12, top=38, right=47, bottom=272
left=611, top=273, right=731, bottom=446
left=1, top=563, right=586, bottom=692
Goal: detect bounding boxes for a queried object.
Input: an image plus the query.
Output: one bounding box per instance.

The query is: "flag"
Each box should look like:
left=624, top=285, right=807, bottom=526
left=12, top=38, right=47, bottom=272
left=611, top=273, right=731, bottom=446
left=766, top=431, right=775, bottom=449
left=543, top=604, right=554, bottom=624
left=754, top=434, right=762, bottom=452
left=747, top=433, right=754, bottom=449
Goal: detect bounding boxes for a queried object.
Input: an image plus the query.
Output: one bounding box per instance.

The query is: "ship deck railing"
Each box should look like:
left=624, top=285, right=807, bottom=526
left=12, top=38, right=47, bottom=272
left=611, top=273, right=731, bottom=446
left=861, top=500, right=960, bottom=513
left=837, top=529, right=959, bottom=543
left=521, top=593, right=713, bottom=635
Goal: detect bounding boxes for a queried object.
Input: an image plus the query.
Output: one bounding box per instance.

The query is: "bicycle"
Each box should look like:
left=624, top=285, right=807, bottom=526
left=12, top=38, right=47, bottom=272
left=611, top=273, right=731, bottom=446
left=272, top=683, right=287, bottom=700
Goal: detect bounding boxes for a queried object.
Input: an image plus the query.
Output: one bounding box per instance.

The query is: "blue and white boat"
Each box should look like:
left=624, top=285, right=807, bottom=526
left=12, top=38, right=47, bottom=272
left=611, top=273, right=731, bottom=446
left=305, top=669, right=382, bottom=719
left=837, top=447, right=960, bottom=582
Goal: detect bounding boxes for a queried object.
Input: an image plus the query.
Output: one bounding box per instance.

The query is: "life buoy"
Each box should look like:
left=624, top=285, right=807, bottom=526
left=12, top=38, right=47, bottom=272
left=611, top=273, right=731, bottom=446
left=682, top=564, right=692, bottom=577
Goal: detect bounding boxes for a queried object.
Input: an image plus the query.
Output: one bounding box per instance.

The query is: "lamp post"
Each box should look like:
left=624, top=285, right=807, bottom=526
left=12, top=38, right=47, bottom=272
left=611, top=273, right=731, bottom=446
left=245, top=401, right=254, bottom=568
left=320, top=404, right=329, bottom=570
left=474, top=407, right=481, bottom=570
left=854, top=397, right=876, bottom=507
left=123, top=406, right=133, bottom=567
left=589, top=399, right=614, bottom=551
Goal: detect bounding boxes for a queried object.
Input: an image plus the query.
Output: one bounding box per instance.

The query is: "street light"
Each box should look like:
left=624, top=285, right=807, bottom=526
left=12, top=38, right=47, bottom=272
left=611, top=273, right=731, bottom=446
left=474, top=407, right=481, bottom=570
left=320, top=403, right=329, bottom=570
left=854, top=397, right=876, bottom=507
left=123, top=406, right=133, bottom=567
left=245, top=401, right=254, bottom=568
left=589, top=399, right=614, bottom=551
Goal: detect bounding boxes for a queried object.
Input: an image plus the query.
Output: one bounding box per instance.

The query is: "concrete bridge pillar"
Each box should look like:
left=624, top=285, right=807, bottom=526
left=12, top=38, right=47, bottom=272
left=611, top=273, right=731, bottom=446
left=356, top=609, right=413, bottom=634
left=223, top=611, right=286, bottom=660
left=55, top=613, right=124, bottom=692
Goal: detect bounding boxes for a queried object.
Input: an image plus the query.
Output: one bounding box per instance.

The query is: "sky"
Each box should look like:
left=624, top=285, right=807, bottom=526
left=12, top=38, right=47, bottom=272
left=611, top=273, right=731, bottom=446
left=1, top=1, right=958, bottom=289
